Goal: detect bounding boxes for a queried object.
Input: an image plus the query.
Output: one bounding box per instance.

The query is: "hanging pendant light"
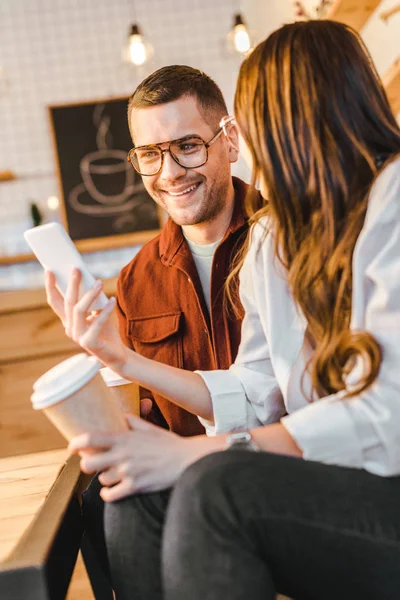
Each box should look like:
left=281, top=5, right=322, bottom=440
left=123, top=1, right=154, bottom=67
left=123, top=23, right=154, bottom=66
left=226, top=13, right=253, bottom=55
left=233, top=14, right=251, bottom=53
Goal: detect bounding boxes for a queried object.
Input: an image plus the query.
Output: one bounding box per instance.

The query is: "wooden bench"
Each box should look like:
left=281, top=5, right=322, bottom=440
left=0, top=449, right=85, bottom=599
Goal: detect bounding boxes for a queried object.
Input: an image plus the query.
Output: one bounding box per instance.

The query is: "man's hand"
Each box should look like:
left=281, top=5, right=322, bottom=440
left=68, top=416, right=226, bottom=501
left=45, top=269, right=129, bottom=374
left=140, top=398, right=153, bottom=419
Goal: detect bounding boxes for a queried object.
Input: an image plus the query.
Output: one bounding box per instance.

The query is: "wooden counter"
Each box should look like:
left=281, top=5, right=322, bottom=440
left=0, top=280, right=117, bottom=458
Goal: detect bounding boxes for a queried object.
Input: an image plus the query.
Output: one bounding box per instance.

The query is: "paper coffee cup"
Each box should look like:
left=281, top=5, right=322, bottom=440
left=100, top=367, right=140, bottom=416
left=31, top=353, right=128, bottom=441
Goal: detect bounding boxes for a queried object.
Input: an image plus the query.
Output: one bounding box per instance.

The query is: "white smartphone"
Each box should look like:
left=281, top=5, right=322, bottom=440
left=24, top=222, right=108, bottom=310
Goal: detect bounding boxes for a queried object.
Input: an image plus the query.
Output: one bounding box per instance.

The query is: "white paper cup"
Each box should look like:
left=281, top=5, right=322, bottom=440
left=100, top=367, right=140, bottom=416
left=31, top=353, right=128, bottom=441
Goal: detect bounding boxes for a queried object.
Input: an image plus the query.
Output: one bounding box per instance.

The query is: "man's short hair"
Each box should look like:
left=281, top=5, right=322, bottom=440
left=128, top=65, right=228, bottom=137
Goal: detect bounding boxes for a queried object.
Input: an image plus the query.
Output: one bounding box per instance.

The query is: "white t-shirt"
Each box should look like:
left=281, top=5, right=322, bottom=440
left=183, top=235, right=222, bottom=314
left=197, top=156, right=400, bottom=477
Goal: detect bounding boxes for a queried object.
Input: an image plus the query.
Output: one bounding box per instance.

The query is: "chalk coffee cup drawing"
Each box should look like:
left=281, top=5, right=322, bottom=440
left=80, top=149, right=135, bottom=205
left=31, top=353, right=128, bottom=442
left=100, top=367, right=140, bottom=416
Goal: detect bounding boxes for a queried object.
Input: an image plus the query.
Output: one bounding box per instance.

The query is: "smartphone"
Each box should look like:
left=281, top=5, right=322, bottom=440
left=24, top=222, right=108, bottom=310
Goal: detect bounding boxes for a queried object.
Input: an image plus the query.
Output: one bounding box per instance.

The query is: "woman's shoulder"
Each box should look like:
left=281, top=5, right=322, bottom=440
left=245, top=215, right=279, bottom=274
left=249, top=215, right=271, bottom=243
left=365, top=154, right=400, bottom=227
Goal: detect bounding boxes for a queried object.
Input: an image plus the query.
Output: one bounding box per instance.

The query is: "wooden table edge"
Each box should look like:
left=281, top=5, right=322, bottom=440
left=0, top=454, right=84, bottom=600
left=0, top=454, right=82, bottom=571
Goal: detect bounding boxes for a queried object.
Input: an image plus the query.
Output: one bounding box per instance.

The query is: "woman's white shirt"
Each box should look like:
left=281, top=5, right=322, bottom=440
left=197, top=156, right=400, bottom=477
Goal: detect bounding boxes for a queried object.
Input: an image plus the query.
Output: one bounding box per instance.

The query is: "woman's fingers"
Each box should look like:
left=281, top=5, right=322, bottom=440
left=45, top=271, right=66, bottom=324
left=80, top=449, right=120, bottom=474
left=86, top=313, right=98, bottom=325
left=126, top=414, right=156, bottom=432
left=98, top=467, right=122, bottom=487
left=75, top=280, right=104, bottom=314
left=64, top=269, right=81, bottom=336
left=60, top=270, right=109, bottom=344
left=100, top=476, right=135, bottom=502
left=78, top=297, right=116, bottom=348
left=68, top=431, right=115, bottom=454
left=72, top=279, right=104, bottom=340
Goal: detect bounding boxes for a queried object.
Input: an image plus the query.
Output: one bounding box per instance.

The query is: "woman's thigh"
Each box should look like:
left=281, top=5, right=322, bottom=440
left=164, top=451, right=400, bottom=600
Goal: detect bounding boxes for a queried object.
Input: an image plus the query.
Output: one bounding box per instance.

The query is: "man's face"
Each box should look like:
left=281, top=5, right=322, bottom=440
left=129, top=96, right=236, bottom=226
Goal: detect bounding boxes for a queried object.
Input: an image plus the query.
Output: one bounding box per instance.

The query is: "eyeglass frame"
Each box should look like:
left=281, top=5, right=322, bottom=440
left=127, top=115, right=235, bottom=176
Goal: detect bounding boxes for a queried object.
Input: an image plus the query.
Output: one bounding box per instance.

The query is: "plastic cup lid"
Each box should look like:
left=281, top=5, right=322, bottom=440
left=31, top=353, right=101, bottom=410
left=100, top=366, right=132, bottom=387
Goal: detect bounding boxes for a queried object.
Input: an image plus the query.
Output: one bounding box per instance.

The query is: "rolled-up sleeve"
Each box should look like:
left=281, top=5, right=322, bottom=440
left=197, top=226, right=284, bottom=435
left=282, top=160, right=400, bottom=476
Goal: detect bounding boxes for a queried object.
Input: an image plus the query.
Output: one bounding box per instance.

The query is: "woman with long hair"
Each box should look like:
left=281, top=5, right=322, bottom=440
left=46, top=20, right=400, bottom=599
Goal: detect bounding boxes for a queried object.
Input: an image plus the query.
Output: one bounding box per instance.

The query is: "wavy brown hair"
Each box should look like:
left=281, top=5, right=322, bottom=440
left=231, top=20, right=400, bottom=399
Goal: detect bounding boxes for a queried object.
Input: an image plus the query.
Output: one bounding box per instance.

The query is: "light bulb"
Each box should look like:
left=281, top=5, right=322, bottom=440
left=124, top=23, right=154, bottom=66
left=129, top=34, right=147, bottom=65
left=226, top=14, right=253, bottom=56
left=47, top=195, right=59, bottom=211
left=233, top=24, right=251, bottom=53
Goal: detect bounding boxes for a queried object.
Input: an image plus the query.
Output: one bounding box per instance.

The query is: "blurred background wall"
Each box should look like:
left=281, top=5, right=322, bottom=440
left=0, top=0, right=398, bottom=281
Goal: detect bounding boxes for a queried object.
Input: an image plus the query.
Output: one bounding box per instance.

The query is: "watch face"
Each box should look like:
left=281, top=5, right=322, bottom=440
left=226, top=431, right=259, bottom=452
left=228, top=432, right=252, bottom=443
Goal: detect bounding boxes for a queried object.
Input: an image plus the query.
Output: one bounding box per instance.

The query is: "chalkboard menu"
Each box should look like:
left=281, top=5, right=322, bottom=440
left=49, top=97, right=160, bottom=244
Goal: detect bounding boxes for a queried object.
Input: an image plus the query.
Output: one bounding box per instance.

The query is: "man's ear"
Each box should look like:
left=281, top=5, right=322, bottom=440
left=225, top=121, right=240, bottom=163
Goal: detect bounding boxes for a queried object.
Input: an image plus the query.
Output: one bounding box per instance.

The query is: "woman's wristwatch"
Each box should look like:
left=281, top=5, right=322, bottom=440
left=226, top=431, right=260, bottom=452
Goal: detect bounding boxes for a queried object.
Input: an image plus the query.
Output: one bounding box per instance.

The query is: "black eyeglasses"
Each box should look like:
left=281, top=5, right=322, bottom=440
left=127, top=116, right=234, bottom=176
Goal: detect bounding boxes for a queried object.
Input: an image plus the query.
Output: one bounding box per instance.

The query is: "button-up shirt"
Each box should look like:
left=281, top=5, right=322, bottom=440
left=116, top=177, right=249, bottom=436
left=198, top=157, right=400, bottom=477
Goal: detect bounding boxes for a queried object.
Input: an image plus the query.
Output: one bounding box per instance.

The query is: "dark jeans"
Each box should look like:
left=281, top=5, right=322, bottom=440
left=96, top=452, right=400, bottom=599
left=81, top=474, right=111, bottom=581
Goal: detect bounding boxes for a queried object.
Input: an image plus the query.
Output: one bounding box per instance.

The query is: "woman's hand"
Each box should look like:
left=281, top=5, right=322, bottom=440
left=68, top=416, right=226, bottom=501
left=45, top=269, right=129, bottom=373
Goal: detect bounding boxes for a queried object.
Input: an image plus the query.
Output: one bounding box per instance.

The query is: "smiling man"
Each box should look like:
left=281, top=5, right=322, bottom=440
left=117, top=65, right=251, bottom=436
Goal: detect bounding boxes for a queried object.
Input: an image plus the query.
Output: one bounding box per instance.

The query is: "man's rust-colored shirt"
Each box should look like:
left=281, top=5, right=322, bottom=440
left=116, top=177, right=249, bottom=436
